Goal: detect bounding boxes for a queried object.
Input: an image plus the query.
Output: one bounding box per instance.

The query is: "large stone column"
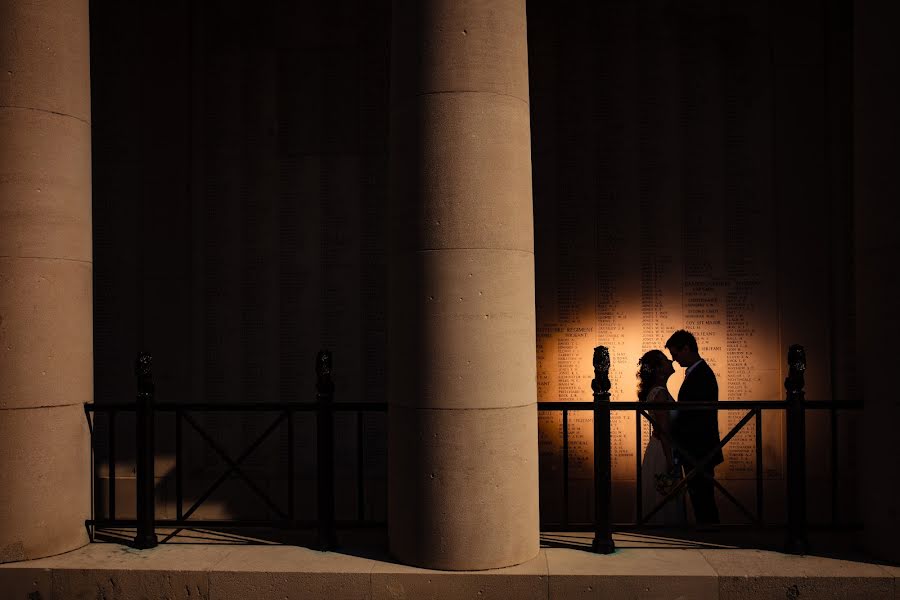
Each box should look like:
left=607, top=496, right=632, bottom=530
left=0, top=0, right=92, bottom=562
left=855, top=0, right=900, bottom=565
left=388, top=0, right=539, bottom=570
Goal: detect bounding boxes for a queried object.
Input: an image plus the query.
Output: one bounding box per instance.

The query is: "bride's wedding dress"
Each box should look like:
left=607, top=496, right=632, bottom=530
left=641, top=386, right=686, bottom=526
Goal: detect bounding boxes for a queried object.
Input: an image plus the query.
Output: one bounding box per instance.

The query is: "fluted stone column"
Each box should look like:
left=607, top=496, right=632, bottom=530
left=388, top=0, right=539, bottom=570
left=0, top=0, right=92, bottom=562
left=855, top=0, right=900, bottom=565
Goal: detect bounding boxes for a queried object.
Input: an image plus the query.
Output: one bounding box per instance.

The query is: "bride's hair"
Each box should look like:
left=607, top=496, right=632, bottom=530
left=637, top=349, right=669, bottom=402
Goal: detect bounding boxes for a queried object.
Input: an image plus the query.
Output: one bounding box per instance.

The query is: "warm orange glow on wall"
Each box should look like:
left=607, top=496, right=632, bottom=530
left=535, top=297, right=789, bottom=523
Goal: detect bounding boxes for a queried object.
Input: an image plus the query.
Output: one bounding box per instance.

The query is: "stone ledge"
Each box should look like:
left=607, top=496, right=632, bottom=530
left=0, top=543, right=895, bottom=599
left=700, top=549, right=897, bottom=600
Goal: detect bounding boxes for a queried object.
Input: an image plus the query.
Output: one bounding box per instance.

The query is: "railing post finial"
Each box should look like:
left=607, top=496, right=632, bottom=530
left=592, top=346, right=611, bottom=395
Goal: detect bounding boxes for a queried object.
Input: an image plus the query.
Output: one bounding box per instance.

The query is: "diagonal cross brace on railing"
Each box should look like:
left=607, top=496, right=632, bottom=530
left=179, top=410, right=289, bottom=522
left=637, top=407, right=759, bottom=526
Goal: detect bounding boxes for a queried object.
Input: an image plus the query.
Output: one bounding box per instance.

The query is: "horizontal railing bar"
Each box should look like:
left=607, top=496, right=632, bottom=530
left=539, top=401, right=861, bottom=411
left=86, top=519, right=385, bottom=528
left=539, top=401, right=789, bottom=411
left=537, top=402, right=596, bottom=411
left=84, top=400, right=858, bottom=413
left=85, top=402, right=388, bottom=412
left=162, top=402, right=389, bottom=412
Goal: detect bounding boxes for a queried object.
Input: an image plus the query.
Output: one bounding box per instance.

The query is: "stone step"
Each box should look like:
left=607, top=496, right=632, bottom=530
left=1, top=540, right=896, bottom=600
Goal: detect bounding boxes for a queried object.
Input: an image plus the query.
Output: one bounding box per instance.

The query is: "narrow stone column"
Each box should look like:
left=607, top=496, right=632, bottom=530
left=388, top=0, right=539, bottom=570
left=855, top=0, right=900, bottom=565
left=0, top=0, right=92, bottom=562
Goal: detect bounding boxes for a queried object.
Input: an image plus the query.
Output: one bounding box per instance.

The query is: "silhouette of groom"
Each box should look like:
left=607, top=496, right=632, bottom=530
left=666, top=330, right=722, bottom=526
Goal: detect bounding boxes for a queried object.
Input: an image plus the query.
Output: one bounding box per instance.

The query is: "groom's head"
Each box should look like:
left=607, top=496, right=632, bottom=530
left=666, top=329, right=700, bottom=368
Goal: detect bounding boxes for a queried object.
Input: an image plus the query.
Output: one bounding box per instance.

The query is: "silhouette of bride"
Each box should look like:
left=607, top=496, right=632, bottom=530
left=637, top=350, right=686, bottom=526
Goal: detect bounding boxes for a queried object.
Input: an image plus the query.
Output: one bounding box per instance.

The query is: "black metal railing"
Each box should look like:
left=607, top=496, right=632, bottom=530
left=87, top=343, right=859, bottom=556
left=537, top=343, right=862, bottom=555
left=85, top=350, right=387, bottom=550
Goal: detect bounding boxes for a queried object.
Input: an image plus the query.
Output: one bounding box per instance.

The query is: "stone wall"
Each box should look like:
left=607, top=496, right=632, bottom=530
left=89, top=0, right=859, bottom=528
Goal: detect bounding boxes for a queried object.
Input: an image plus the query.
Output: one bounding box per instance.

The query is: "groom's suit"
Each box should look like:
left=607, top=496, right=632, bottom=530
left=673, top=359, right=722, bottom=524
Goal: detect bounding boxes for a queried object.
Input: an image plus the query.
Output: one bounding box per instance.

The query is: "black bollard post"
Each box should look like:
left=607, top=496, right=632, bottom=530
left=316, top=350, right=337, bottom=550
left=591, top=346, right=616, bottom=554
left=785, top=344, right=809, bottom=555
left=133, top=352, right=158, bottom=549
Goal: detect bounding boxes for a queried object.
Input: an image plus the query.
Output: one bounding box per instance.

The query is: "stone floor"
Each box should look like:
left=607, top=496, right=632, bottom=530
left=1, top=530, right=896, bottom=599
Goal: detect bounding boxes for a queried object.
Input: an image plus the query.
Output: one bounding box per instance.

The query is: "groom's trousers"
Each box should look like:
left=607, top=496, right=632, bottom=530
left=683, top=462, right=720, bottom=524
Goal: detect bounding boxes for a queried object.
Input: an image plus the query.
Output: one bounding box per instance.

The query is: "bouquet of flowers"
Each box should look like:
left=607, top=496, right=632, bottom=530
left=654, top=466, right=684, bottom=497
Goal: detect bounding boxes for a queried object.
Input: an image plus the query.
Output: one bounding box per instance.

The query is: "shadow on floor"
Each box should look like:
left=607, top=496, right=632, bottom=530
left=92, top=525, right=880, bottom=566
left=92, top=526, right=392, bottom=561
left=540, top=528, right=885, bottom=566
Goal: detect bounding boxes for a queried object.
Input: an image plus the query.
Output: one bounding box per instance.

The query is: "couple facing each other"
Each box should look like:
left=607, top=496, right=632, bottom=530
left=638, top=329, right=723, bottom=527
